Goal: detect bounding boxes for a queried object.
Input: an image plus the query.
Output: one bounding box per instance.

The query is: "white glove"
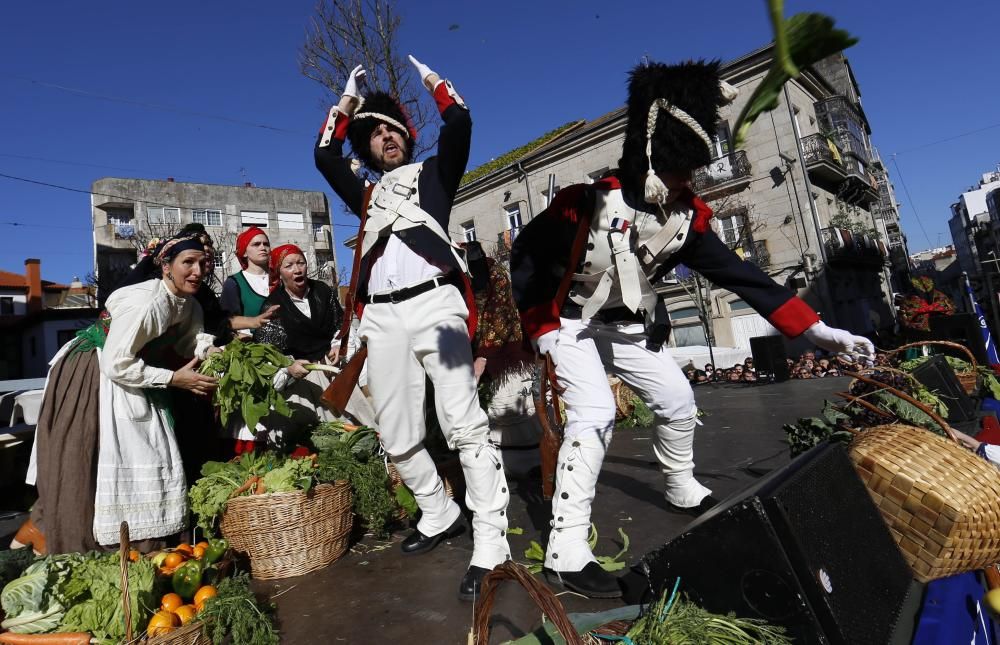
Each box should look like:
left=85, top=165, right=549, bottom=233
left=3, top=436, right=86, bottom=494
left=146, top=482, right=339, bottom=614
left=342, top=64, right=366, bottom=100
left=408, top=54, right=439, bottom=91
left=802, top=321, right=875, bottom=364
left=531, top=330, right=559, bottom=365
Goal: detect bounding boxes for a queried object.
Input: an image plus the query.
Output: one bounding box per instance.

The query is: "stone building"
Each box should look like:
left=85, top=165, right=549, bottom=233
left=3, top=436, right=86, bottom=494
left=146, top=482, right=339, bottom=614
left=448, top=45, right=906, bottom=352
left=90, top=178, right=336, bottom=305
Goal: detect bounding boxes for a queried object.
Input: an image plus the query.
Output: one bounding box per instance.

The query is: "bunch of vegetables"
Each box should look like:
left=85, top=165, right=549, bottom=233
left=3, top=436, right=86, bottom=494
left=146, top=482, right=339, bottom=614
left=188, top=451, right=318, bottom=533
left=199, top=573, right=279, bottom=645
left=899, top=354, right=1000, bottom=399
left=0, top=552, right=157, bottom=643
left=198, top=341, right=293, bottom=430
left=623, top=581, right=790, bottom=644
left=312, top=422, right=403, bottom=537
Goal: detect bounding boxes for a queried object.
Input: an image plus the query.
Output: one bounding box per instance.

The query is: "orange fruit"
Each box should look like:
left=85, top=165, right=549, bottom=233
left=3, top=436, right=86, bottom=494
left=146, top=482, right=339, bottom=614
left=195, top=541, right=209, bottom=549
left=147, top=610, right=180, bottom=637
left=160, top=593, right=184, bottom=612
left=174, top=604, right=198, bottom=625
left=128, top=548, right=141, bottom=562
left=163, top=552, right=185, bottom=569
left=174, top=543, right=194, bottom=556
left=192, top=545, right=207, bottom=560
left=193, top=585, right=217, bottom=607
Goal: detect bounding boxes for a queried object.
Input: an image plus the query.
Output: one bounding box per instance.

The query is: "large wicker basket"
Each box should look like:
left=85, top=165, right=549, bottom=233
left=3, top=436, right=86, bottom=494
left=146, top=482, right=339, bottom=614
left=220, top=481, right=353, bottom=580
left=889, top=340, right=980, bottom=395
left=846, top=373, right=1000, bottom=582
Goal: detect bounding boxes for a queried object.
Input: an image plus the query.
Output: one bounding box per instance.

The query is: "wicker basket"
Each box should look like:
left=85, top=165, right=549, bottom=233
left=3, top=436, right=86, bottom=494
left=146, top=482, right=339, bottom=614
left=889, top=340, right=980, bottom=395
left=387, top=456, right=463, bottom=500
left=845, top=373, right=1000, bottom=582
left=610, top=379, right=637, bottom=422
left=220, top=481, right=353, bottom=580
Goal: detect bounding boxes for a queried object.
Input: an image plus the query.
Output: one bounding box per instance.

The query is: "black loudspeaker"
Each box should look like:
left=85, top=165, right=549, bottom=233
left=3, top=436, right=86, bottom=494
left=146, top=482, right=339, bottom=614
left=928, top=313, right=989, bottom=365
left=642, top=444, right=914, bottom=644
left=750, top=334, right=789, bottom=382
left=910, top=354, right=977, bottom=422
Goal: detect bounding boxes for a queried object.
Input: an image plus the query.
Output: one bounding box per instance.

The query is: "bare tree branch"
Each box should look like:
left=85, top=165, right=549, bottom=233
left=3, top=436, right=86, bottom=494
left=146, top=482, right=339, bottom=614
left=299, top=0, right=435, bottom=159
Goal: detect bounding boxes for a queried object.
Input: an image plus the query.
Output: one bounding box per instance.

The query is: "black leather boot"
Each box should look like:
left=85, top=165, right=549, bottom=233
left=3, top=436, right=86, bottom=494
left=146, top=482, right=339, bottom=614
left=544, top=562, right=622, bottom=599
left=665, top=495, right=719, bottom=517
left=400, top=516, right=466, bottom=555
left=458, top=565, right=491, bottom=601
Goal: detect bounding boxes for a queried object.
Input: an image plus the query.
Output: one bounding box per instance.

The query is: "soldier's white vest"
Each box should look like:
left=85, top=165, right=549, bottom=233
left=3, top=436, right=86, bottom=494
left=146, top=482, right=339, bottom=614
left=361, top=162, right=468, bottom=273
left=568, top=189, right=694, bottom=320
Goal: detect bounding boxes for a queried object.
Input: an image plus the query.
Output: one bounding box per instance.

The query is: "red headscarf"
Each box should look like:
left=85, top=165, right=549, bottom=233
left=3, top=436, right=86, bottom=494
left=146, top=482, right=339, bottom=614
left=269, top=244, right=305, bottom=292
left=236, top=226, right=268, bottom=269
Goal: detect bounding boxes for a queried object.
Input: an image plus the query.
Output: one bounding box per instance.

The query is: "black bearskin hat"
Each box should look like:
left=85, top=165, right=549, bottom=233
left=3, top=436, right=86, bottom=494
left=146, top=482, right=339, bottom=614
left=347, top=91, right=418, bottom=171
left=619, top=60, right=725, bottom=182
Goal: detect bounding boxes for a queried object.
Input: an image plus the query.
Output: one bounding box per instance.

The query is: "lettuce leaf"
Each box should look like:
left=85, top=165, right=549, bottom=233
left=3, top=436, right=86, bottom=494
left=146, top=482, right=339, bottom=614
left=0, top=555, right=78, bottom=633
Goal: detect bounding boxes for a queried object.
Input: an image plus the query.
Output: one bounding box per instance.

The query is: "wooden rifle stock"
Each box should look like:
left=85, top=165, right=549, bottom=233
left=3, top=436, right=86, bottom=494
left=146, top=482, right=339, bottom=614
left=321, top=346, right=368, bottom=416
left=535, top=354, right=565, bottom=500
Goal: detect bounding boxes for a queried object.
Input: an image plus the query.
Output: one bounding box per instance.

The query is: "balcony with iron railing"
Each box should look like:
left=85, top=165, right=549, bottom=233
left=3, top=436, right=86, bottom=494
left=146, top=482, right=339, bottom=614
left=821, top=226, right=887, bottom=270
left=692, top=150, right=751, bottom=197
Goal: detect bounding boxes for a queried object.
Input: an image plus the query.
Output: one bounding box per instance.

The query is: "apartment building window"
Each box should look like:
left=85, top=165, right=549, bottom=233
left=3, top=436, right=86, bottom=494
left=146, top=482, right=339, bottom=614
left=504, top=204, right=522, bottom=230
left=669, top=305, right=707, bottom=347
left=709, top=122, right=731, bottom=159
left=240, top=211, right=268, bottom=228
left=106, top=207, right=133, bottom=226
left=461, top=220, right=477, bottom=242
left=192, top=209, right=222, bottom=226
left=0, top=297, right=13, bottom=315
left=717, top=211, right=747, bottom=248
left=312, top=221, right=327, bottom=241
left=277, top=212, right=305, bottom=230
left=147, top=206, right=180, bottom=225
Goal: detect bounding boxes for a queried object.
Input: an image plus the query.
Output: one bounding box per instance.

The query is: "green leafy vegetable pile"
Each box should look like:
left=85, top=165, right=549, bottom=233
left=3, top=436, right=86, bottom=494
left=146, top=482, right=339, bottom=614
left=899, top=354, right=1000, bottom=399
left=189, top=451, right=317, bottom=534
left=200, top=572, right=280, bottom=645
left=0, top=552, right=157, bottom=643
left=199, top=341, right=293, bottom=430
left=624, top=583, right=790, bottom=644
left=312, top=422, right=399, bottom=538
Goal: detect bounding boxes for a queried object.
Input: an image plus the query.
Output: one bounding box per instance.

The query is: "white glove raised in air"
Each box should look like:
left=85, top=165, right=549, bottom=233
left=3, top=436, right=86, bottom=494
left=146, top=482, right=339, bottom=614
left=342, top=64, right=366, bottom=99
left=532, top=330, right=559, bottom=365
left=408, top=54, right=440, bottom=91
left=802, top=321, right=875, bottom=364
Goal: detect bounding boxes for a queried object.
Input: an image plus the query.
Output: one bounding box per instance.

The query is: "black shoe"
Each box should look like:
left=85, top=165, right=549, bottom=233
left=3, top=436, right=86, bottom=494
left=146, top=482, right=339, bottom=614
left=665, top=495, right=719, bottom=517
left=458, top=565, right=491, bottom=601
left=544, top=562, right=622, bottom=599
left=400, top=517, right=466, bottom=555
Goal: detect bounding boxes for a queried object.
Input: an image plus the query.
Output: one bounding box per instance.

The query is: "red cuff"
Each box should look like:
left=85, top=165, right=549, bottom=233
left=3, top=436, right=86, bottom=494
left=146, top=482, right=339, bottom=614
left=433, top=81, right=457, bottom=114
left=333, top=110, right=350, bottom=141
left=769, top=297, right=821, bottom=338
left=521, top=301, right=562, bottom=340
left=691, top=195, right=714, bottom=233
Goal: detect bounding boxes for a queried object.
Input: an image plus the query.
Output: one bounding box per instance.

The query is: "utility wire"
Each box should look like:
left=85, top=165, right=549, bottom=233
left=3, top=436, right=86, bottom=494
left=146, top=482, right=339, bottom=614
left=0, top=171, right=360, bottom=228
left=889, top=155, right=933, bottom=250
left=0, top=152, right=202, bottom=181
left=4, top=74, right=312, bottom=137
left=892, top=120, right=1000, bottom=156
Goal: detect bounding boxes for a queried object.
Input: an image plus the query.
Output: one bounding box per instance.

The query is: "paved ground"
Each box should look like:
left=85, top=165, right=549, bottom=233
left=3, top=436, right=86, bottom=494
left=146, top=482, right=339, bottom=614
left=258, top=376, right=849, bottom=644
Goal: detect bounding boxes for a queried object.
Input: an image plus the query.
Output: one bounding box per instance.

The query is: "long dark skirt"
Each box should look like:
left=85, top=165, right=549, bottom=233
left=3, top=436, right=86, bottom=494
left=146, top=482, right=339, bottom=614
left=30, top=348, right=101, bottom=554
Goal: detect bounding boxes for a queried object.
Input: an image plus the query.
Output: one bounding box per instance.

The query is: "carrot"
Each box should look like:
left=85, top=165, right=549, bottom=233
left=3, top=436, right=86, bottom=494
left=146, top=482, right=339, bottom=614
left=0, top=633, right=92, bottom=645
left=254, top=478, right=265, bottom=495
left=231, top=475, right=259, bottom=497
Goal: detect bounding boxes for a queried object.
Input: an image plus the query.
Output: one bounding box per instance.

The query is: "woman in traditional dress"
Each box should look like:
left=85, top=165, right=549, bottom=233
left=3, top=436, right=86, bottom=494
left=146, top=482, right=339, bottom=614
left=15, top=231, right=220, bottom=553
left=220, top=226, right=272, bottom=332
left=253, top=244, right=346, bottom=442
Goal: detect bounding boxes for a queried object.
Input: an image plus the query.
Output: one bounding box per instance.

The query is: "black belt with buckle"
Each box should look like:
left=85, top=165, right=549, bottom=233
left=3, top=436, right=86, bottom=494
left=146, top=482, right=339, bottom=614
left=365, top=275, right=454, bottom=304
left=561, top=302, right=645, bottom=324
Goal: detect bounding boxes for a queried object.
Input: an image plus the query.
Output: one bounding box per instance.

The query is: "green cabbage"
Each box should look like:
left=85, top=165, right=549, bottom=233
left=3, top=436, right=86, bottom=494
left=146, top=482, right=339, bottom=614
left=0, top=555, right=78, bottom=633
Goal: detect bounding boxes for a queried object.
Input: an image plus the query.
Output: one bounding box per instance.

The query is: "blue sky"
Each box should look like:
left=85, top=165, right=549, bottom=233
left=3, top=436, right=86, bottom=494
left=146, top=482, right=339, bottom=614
left=1, top=1, right=998, bottom=283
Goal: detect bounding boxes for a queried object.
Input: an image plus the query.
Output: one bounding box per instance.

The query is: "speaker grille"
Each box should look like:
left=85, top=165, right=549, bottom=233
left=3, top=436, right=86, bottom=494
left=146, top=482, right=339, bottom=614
left=766, top=445, right=912, bottom=644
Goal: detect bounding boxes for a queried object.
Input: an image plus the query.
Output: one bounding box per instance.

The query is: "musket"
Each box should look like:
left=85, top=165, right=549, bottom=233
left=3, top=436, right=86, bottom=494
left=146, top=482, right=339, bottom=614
left=533, top=354, right=565, bottom=500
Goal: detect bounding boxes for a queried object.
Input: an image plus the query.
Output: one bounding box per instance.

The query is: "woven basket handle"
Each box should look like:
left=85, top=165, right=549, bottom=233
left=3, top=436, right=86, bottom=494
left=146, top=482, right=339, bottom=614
left=888, top=340, right=978, bottom=370
left=843, top=370, right=958, bottom=443
left=119, top=521, right=133, bottom=642
left=472, top=561, right=585, bottom=645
